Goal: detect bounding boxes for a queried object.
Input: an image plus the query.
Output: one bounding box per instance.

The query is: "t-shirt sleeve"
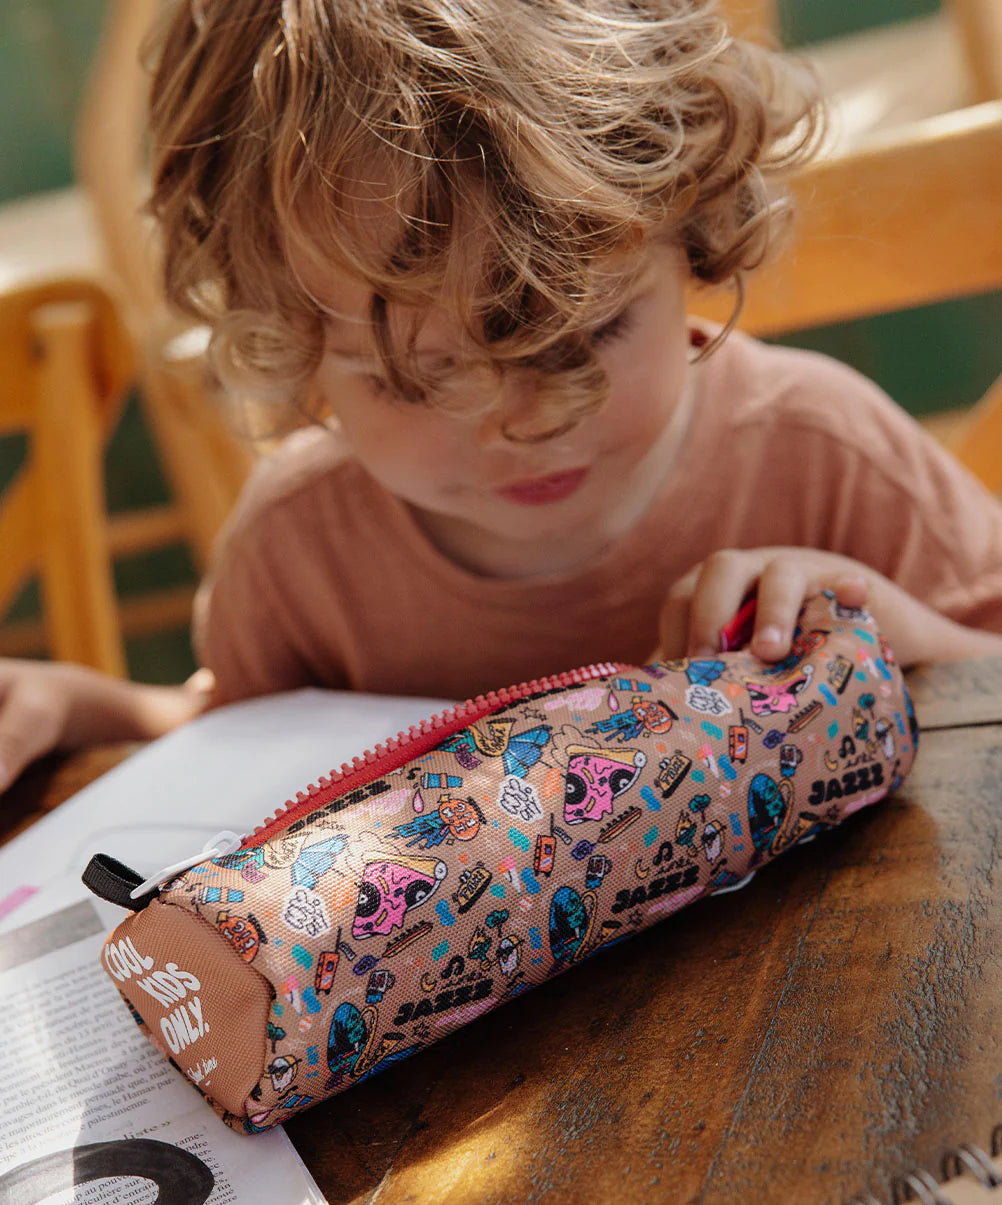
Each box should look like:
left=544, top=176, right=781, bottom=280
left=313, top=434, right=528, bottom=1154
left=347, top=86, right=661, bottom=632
left=758, top=351, right=1002, bottom=633
left=191, top=447, right=352, bottom=705
left=192, top=531, right=315, bottom=707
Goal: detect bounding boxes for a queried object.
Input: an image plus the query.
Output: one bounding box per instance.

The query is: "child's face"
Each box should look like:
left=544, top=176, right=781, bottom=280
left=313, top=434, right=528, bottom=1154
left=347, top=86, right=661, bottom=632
left=307, top=241, right=694, bottom=575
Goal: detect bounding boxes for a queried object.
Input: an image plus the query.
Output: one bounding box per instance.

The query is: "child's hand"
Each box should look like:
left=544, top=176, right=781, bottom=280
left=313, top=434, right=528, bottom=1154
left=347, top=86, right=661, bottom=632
left=0, top=660, right=213, bottom=796
left=0, top=660, right=79, bottom=795
left=654, top=546, right=988, bottom=667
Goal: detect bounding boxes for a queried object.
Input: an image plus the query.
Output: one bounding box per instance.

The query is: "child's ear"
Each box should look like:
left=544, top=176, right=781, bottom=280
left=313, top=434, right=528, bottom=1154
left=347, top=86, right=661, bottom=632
left=298, top=382, right=341, bottom=433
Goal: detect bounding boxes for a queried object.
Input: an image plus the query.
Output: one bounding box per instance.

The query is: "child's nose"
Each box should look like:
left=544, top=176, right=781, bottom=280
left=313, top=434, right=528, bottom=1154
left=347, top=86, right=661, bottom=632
left=475, top=369, right=568, bottom=446
left=475, top=367, right=536, bottom=445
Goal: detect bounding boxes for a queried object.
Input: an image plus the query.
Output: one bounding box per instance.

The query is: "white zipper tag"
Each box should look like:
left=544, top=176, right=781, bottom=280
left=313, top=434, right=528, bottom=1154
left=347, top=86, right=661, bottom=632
left=129, top=830, right=244, bottom=901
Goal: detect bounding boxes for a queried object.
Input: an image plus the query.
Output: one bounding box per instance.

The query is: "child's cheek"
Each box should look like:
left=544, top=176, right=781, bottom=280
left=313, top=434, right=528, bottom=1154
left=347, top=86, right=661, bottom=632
left=605, top=357, right=687, bottom=443
left=602, top=314, right=690, bottom=440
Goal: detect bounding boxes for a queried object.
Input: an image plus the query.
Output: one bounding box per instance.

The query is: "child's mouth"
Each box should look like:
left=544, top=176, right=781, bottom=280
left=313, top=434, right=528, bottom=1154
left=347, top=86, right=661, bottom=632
left=495, top=468, right=589, bottom=505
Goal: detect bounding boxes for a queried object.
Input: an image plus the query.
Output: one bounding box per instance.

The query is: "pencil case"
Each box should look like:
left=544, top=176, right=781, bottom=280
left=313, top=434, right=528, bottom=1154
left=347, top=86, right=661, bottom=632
left=84, top=590, right=918, bottom=1132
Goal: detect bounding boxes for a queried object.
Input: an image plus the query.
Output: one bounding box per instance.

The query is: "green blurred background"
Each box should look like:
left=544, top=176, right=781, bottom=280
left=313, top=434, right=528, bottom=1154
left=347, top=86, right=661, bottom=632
left=0, top=0, right=999, bottom=682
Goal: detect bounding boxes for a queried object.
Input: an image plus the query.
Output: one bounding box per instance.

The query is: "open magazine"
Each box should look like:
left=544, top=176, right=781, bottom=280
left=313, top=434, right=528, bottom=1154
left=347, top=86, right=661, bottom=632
left=0, top=891, right=326, bottom=1204
left=0, top=687, right=450, bottom=1204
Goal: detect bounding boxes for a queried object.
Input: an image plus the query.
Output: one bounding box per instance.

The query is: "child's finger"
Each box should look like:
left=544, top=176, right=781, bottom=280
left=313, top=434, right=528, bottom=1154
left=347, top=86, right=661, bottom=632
left=686, top=552, right=760, bottom=656
left=750, top=559, right=810, bottom=661
left=833, top=574, right=870, bottom=609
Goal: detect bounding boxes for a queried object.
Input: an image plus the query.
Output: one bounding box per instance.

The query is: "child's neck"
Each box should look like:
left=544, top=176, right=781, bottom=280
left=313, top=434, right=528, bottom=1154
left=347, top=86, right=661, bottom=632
left=410, top=367, right=700, bottom=581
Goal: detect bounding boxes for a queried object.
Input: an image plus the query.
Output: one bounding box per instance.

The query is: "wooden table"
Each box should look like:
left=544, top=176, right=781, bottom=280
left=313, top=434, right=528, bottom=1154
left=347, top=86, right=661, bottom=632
left=5, top=659, right=1002, bottom=1205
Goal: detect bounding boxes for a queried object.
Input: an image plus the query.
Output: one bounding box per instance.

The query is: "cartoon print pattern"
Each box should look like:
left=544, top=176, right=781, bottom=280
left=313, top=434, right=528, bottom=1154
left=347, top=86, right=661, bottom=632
left=129, top=593, right=917, bottom=1131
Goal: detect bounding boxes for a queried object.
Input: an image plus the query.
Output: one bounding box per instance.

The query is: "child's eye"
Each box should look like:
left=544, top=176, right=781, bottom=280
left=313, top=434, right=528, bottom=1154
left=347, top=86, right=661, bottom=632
left=363, top=373, right=428, bottom=407
left=590, top=307, right=634, bottom=347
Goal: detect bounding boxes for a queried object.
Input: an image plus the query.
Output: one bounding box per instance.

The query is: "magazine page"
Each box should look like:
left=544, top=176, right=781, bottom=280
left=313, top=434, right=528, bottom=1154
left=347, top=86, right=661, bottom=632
left=0, top=891, right=326, bottom=1204
left=0, top=687, right=450, bottom=1203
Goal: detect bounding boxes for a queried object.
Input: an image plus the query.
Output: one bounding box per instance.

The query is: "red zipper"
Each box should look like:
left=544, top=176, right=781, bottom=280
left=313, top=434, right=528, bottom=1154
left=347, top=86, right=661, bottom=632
left=242, top=661, right=624, bottom=847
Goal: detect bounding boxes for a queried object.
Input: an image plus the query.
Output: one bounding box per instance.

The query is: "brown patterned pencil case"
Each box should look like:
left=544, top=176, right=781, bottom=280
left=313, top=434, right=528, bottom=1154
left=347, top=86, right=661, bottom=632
left=84, top=591, right=918, bottom=1131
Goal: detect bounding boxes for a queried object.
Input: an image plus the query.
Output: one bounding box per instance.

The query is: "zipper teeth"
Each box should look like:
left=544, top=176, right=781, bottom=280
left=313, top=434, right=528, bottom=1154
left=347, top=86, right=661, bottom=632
left=243, top=661, right=622, bottom=846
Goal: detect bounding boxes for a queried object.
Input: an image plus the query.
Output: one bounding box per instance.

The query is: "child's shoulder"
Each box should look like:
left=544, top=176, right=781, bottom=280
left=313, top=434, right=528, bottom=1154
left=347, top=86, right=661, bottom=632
left=217, top=424, right=368, bottom=554
left=244, top=424, right=354, bottom=504
left=702, top=322, right=929, bottom=466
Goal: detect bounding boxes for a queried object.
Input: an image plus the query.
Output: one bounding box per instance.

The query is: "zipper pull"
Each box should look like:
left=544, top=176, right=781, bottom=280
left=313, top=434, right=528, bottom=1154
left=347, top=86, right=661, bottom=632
left=85, top=831, right=245, bottom=911
left=128, top=831, right=244, bottom=902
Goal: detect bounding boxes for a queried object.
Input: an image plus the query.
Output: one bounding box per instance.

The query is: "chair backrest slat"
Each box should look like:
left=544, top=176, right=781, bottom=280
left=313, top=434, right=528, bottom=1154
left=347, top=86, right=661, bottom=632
left=0, top=277, right=134, bottom=673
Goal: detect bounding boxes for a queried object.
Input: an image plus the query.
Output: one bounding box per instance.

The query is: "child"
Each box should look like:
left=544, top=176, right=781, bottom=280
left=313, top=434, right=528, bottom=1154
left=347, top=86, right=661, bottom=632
left=1, top=0, right=1001, bottom=794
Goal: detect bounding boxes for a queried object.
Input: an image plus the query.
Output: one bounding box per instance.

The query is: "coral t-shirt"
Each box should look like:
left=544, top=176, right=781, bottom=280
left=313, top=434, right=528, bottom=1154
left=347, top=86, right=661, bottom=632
left=192, top=324, right=1002, bottom=703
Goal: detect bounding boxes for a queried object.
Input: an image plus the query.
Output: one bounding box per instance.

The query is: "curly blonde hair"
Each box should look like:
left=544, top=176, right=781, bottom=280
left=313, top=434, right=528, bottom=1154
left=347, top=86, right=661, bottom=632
left=148, top=0, right=824, bottom=438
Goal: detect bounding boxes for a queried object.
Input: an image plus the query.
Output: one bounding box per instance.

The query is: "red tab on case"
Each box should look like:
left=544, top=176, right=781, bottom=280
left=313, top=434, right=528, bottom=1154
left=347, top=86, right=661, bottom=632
left=719, top=596, right=758, bottom=652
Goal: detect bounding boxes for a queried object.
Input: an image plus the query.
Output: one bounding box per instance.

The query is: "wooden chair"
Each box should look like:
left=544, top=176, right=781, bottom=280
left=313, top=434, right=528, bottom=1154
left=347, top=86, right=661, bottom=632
left=694, top=2, right=1002, bottom=493
left=0, top=0, right=254, bottom=668
left=0, top=279, right=134, bottom=674
left=723, top=0, right=1001, bottom=109
left=945, top=373, right=1002, bottom=495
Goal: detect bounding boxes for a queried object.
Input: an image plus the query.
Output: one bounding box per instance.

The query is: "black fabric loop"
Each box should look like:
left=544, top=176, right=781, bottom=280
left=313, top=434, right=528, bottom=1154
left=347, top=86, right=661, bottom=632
left=82, top=853, right=157, bottom=911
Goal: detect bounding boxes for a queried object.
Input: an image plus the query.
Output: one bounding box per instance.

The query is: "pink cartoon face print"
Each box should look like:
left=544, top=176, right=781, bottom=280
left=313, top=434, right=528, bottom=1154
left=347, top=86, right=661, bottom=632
left=352, top=856, right=447, bottom=939
left=745, top=666, right=814, bottom=716
left=563, top=745, right=646, bottom=825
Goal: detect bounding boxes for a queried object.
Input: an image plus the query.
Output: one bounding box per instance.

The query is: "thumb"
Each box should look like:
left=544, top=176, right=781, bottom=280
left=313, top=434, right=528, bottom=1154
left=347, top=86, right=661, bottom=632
left=0, top=677, right=64, bottom=795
